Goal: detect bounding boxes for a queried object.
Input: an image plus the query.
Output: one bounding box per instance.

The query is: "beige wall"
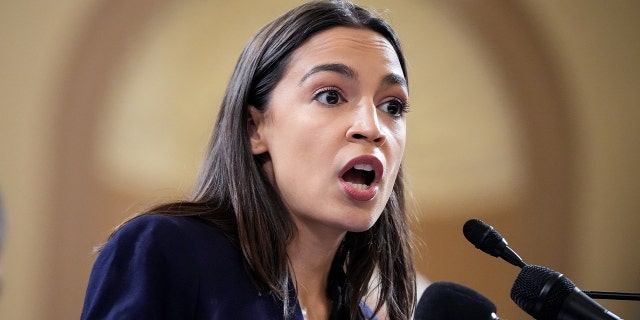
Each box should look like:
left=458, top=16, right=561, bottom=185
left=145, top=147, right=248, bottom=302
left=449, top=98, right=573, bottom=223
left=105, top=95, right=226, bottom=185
left=523, top=1, right=640, bottom=317
left=0, top=0, right=638, bottom=319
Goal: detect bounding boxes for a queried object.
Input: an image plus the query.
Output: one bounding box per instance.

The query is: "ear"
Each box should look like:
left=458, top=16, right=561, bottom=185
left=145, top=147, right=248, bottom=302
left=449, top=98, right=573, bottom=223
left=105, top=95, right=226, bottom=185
left=247, top=105, right=269, bottom=155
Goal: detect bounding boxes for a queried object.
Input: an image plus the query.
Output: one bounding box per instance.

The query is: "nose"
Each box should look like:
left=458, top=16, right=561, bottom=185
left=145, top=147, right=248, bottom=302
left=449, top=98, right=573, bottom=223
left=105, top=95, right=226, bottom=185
left=346, top=103, right=386, bottom=147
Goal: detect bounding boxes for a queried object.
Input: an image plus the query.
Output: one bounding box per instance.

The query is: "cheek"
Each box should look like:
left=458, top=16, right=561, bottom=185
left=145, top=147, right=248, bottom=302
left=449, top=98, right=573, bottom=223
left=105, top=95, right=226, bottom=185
left=384, top=129, right=406, bottom=183
left=264, top=126, right=323, bottom=183
left=387, top=125, right=407, bottom=160
left=266, top=111, right=337, bottom=158
left=266, top=120, right=312, bottom=155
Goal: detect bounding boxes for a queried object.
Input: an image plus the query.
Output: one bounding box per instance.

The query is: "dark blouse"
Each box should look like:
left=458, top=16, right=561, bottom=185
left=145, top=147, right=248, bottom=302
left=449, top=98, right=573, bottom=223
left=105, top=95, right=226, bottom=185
left=80, top=214, right=376, bottom=319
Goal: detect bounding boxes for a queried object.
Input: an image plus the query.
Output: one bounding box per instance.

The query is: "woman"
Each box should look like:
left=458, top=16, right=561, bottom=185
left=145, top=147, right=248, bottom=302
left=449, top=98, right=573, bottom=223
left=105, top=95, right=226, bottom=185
left=81, top=1, right=416, bottom=319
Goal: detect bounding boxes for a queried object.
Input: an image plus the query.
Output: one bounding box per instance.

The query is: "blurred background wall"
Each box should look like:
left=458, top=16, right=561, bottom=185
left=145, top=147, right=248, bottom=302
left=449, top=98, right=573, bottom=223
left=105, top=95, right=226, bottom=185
left=0, top=0, right=638, bottom=319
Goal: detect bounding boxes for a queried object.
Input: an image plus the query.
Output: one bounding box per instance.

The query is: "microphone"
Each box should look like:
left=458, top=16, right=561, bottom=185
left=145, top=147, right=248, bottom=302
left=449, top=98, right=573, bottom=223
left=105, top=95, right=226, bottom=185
left=414, top=281, right=500, bottom=320
left=511, top=264, right=623, bottom=320
left=463, top=218, right=526, bottom=268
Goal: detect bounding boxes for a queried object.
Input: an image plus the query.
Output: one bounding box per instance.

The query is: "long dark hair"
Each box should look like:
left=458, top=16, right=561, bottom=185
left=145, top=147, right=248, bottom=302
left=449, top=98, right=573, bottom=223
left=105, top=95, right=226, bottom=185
left=125, top=1, right=415, bottom=319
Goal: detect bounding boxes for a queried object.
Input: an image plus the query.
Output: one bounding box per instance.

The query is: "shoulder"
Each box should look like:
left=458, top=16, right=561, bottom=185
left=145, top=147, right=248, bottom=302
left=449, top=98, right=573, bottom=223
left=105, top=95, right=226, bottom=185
left=102, top=214, right=242, bottom=271
left=112, top=214, right=234, bottom=250
left=82, top=214, right=248, bottom=319
left=115, top=213, right=225, bottom=240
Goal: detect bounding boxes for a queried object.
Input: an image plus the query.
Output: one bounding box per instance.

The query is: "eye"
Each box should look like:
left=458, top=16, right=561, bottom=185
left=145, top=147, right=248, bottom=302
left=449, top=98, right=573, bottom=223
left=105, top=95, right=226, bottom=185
left=379, top=98, right=409, bottom=117
left=313, top=87, right=346, bottom=106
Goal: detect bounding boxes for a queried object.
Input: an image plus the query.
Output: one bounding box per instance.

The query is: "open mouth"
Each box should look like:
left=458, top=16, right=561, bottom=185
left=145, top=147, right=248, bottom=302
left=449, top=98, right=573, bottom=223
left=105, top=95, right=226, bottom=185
left=341, top=163, right=376, bottom=190
left=340, top=156, right=383, bottom=201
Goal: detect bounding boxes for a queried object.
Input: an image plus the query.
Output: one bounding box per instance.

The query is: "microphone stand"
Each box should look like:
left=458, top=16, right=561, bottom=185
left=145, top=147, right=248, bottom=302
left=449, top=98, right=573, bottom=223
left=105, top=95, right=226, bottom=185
left=584, top=291, right=640, bottom=301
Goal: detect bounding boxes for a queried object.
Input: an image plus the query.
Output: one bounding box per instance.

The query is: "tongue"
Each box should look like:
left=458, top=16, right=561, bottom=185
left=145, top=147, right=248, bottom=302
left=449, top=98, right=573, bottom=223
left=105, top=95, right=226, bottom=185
left=342, top=168, right=366, bottom=185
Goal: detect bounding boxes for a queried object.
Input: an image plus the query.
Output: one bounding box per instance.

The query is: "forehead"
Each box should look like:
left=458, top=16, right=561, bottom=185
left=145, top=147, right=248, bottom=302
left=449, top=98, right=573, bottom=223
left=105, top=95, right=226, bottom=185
left=287, top=26, right=403, bottom=75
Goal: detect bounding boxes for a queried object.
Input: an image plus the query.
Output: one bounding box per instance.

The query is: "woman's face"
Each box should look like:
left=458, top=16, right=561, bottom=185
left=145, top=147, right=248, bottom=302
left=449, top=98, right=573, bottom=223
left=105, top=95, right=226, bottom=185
left=249, top=27, right=408, bottom=237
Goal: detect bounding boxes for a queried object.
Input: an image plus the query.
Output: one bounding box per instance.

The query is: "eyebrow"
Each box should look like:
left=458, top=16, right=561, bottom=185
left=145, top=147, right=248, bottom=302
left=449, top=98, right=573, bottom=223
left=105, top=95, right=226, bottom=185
left=299, top=63, right=407, bottom=90
left=381, top=73, right=408, bottom=90
left=299, top=63, right=357, bottom=84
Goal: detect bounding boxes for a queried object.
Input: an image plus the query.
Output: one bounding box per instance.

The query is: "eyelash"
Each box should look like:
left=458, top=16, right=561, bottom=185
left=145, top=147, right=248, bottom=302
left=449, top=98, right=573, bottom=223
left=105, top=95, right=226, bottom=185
left=313, top=87, right=346, bottom=105
left=381, top=98, right=410, bottom=117
left=312, top=86, right=410, bottom=117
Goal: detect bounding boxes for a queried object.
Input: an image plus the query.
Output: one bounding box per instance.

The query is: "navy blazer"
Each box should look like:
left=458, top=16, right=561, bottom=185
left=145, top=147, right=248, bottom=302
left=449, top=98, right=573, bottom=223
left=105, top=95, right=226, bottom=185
left=81, top=214, right=376, bottom=319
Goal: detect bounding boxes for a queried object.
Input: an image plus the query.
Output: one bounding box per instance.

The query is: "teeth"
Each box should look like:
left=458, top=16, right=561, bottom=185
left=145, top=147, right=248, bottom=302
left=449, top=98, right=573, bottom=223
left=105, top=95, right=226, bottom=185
left=346, top=182, right=369, bottom=190
left=353, top=164, right=373, bottom=171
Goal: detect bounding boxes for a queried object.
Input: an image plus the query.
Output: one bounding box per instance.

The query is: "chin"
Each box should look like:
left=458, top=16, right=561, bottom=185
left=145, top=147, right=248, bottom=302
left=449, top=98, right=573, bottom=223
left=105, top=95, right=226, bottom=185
left=341, top=214, right=380, bottom=233
left=346, top=225, right=375, bottom=233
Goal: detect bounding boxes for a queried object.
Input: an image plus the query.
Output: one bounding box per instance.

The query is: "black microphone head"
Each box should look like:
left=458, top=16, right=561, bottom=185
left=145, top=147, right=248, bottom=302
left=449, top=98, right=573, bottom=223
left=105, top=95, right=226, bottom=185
left=415, top=281, right=497, bottom=320
left=463, top=218, right=506, bottom=257
left=510, top=265, right=576, bottom=320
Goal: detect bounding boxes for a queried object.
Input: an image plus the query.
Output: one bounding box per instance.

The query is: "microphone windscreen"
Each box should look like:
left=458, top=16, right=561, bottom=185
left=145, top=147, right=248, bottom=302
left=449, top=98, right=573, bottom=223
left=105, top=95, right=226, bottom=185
left=463, top=219, right=503, bottom=257
left=414, top=281, right=497, bottom=320
left=510, top=265, right=575, bottom=320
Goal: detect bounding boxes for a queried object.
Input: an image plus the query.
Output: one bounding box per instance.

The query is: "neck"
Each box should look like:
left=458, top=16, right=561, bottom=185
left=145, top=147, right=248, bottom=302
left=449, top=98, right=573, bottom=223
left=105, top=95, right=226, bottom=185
left=287, top=222, right=345, bottom=320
